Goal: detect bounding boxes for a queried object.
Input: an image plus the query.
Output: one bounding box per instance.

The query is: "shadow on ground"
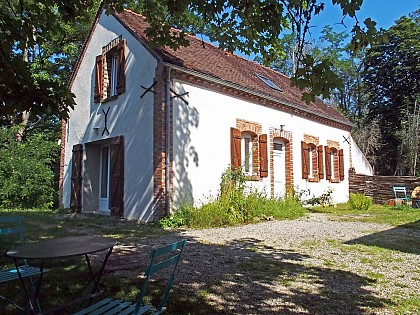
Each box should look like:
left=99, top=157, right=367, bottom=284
left=345, top=220, right=420, bottom=254
left=107, top=235, right=389, bottom=315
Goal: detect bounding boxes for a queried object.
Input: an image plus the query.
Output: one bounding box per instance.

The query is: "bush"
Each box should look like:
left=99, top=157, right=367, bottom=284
left=0, top=127, right=59, bottom=209
left=159, top=203, right=194, bottom=228
left=348, top=193, right=373, bottom=211
left=160, top=167, right=306, bottom=229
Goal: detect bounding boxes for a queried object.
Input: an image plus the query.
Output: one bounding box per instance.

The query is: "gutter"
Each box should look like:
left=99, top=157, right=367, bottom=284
left=165, top=66, right=172, bottom=216
left=164, top=63, right=354, bottom=129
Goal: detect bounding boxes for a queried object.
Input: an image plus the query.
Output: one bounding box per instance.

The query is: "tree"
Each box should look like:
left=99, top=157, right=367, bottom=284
left=108, top=0, right=382, bottom=104
left=0, top=0, right=100, bottom=127
left=1, top=0, right=382, bottom=124
left=0, top=126, right=59, bottom=208
left=362, top=10, right=420, bottom=175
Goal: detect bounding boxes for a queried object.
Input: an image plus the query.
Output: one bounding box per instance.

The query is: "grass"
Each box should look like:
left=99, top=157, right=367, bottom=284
left=1, top=203, right=419, bottom=314
left=309, top=203, right=420, bottom=227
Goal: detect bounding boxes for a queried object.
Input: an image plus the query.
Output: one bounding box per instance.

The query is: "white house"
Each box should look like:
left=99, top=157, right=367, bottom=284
left=59, top=7, right=372, bottom=221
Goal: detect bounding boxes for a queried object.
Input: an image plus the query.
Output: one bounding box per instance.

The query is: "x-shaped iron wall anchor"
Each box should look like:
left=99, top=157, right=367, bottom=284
left=170, top=88, right=189, bottom=105
left=140, top=81, right=157, bottom=99
left=102, top=108, right=110, bottom=136
left=343, top=135, right=350, bottom=144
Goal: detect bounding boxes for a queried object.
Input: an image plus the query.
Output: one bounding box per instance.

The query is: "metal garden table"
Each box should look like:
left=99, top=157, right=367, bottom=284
left=7, top=236, right=116, bottom=314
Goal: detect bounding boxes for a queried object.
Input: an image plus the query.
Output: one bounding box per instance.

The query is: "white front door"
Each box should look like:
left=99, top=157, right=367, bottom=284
left=99, top=145, right=110, bottom=212
left=273, top=141, right=286, bottom=198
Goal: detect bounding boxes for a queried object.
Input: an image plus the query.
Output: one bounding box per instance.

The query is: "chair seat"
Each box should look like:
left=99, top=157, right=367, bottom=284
left=0, top=265, right=43, bottom=283
left=72, top=239, right=186, bottom=315
left=73, top=297, right=155, bottom=315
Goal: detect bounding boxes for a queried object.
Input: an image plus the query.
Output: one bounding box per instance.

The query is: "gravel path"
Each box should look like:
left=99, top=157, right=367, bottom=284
left=108, top=213, right=420, bottom=314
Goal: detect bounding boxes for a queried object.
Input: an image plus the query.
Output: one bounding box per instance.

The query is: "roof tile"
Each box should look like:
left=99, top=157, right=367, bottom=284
left=115, top=9, right=351, bottom=126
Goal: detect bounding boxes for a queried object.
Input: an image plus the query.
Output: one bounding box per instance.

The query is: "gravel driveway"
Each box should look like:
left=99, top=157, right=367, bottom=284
left=108, top=213, right=420, bottom=314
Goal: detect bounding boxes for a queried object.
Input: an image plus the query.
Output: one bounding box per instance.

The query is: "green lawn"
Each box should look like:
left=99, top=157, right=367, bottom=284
left=1, top=205, right=419, bottom=314
left=309, top=203, right=420, bottom=228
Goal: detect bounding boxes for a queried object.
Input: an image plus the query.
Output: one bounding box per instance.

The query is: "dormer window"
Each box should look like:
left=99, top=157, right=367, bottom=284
left=255, top=74, right=282, bottom=92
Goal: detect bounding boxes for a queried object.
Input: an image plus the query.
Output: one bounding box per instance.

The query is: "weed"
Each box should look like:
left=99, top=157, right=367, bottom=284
left=160, top=167, right=306, bottom=228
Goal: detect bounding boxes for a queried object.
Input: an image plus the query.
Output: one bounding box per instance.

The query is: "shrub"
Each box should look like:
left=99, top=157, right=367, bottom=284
left=0, top=127, right=58, bottom=209
left=159, top=203, right=194, bottom=228
left=348, top=193, right=373, bottom=211
left=160, top=167, right=306, bottom=229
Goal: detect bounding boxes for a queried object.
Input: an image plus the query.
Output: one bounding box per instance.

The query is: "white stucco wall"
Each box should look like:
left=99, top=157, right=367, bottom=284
left=172, top=81, right=355, bottom=206
left=351, top=137, right=373, bottom=175
left=62, top=11, right=157, bottom=221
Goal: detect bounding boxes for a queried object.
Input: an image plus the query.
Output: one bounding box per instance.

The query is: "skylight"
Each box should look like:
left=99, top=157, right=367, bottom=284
left=256, top=74, right=283, bottom=92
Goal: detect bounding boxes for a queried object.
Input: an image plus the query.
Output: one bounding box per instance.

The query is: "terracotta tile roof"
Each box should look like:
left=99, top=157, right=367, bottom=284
left=115, top=9, right=352, bottom=127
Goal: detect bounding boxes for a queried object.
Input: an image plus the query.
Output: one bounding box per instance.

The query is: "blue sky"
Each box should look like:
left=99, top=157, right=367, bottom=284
left=311, top=0, right=419, bottom=36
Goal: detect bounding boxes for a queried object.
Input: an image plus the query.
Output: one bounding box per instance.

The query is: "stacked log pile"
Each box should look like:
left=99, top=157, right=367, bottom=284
left=348, top=173, right=420, bottom=204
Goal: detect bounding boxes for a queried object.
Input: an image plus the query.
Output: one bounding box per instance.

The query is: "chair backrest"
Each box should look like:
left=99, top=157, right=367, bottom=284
left=134, top=239, right=187, bottom=314
left=0, top=216, right=25, bottom=245
left=393, top=186, right=408, bottom=200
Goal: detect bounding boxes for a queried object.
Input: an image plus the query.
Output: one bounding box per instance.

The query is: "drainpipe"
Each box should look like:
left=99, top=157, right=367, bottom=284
left=165, top=66, right=172, bottom=216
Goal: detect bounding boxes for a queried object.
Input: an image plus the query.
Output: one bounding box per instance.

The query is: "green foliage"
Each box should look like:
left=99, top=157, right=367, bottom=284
left=0, top=126, right=59, bottom=208
left=348, top=193, right=373, bottom=211
left=106, top=0, right=380, bottom=103
left=297, top=187, right=335, bottom=207
left=362, top=10, right=420, bottom=175
left=0, top=0, right=100, bottom=124
left=159, top=203, right=194, bottom=228
left=160, top=168, right=305, bottom=229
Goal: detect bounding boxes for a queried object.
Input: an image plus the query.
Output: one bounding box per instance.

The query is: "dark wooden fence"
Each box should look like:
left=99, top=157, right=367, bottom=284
left=349, top=173, right=420, bottom=204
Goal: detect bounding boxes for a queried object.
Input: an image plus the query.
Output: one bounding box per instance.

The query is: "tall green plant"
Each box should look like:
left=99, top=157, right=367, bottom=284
left=0, top=126, right=58, bottom=208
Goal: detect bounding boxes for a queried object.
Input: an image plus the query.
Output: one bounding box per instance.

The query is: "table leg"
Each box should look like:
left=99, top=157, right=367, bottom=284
left=83, top=246, right=114, bottom=294
left=12, top=258, right=44, bottom=314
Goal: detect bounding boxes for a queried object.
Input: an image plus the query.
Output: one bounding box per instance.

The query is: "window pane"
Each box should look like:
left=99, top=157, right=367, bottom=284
left=111, top=54, right=118, bottom=96
left=100, top=146, right=109, bottom=198
left=308, top=147, right=313, bottom=176
left=244, top=137, right=250, bottom=172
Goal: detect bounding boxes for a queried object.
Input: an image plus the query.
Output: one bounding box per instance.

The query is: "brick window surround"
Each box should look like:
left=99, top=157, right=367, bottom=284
left=302, top=134, right=321, bottom=182
left=235, top=119, right=263, bottom=181
left=326, top=140, right=344, bottom=183
left=270, top=128, right=293, bottom=198
left=94, top=36, right=126, bottom=103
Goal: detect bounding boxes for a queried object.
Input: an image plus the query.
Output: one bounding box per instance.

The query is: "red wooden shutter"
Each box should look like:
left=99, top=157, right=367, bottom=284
left=70, top=144, right=83, bottom=212
left=317, top=145, right=324, bottom=179
left=94, top=55, right=103, bottom=102
left=230, top=128, right=241, bottom=170
left=116, top=41, right=126, bottom=95
left=301, top=141, right=309, bottom=179
left=259, top=134, right=268, bottom=177
left=338, top=149, right=345, bottom=181
left=110, top=136, right=124, bottom=217
left=324, top=146, right=331, bottom=180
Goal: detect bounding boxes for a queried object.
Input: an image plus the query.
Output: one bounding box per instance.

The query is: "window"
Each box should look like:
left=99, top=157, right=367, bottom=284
left=330, top=149, right=336, bottom=179
left=242, top=132, right=254, bottom=175
left=324, top=146, right=344, bottom=182
left=308, top=146, right=313, bottom=177
left=230, top=127, right=268, bottom=179
left=94, top=38, right=126, bottom=102
left=255, top=74, right=283, bottom=92
left=108, top=53, right=119, bottom=97
left=301, top=141, right=324, bottom=181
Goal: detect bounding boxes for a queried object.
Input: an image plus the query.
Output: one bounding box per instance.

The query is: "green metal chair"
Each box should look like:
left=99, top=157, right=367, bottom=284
left=0, top=216, right=44, bottom=311
left=392, top=186, right=411, bottom=207
left=72, top=239, right=187, bottom=315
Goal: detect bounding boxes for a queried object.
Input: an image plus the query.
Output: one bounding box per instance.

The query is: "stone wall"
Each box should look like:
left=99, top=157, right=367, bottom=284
left=349, top=173, right=420, bottom=204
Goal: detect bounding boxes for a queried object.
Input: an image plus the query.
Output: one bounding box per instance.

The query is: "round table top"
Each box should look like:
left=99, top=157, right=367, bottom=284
left=7, top=236, right=117, bottom=260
